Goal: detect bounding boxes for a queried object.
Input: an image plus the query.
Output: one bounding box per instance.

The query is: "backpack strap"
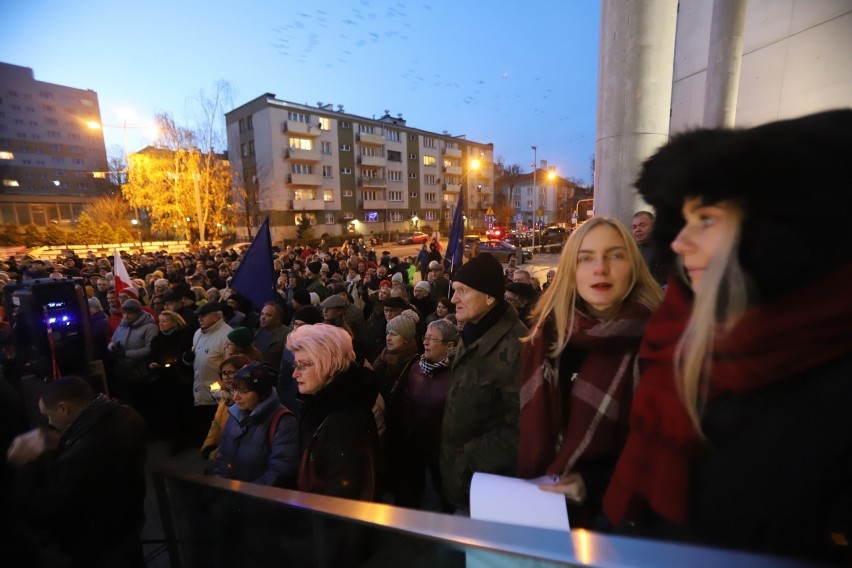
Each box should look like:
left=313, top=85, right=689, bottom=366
left=268, top=406, right=293, bottom=448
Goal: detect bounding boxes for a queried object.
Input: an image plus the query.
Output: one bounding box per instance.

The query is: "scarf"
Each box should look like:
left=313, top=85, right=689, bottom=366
left=517, top=301, right=652, bottom=479
left=418, top=354, right=450, bottom=376
left=61, top=394, right=117, bottom=448
left=461, top=301, right=510, bottom=346
left=604, top=262, right=852, bottom=526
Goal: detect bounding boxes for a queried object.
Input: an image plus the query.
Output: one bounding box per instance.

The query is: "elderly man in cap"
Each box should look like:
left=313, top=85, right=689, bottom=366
left=427, top=260, right=450, bottom=301
left=163, top=289, right=200, bottom=335
left=441, top=253, right=527, bottom=514
left=504, top=282, right=536, bottom=324
left=304, top=261, right=329, bottom=301
left=187, top=301, right=233, bottom=440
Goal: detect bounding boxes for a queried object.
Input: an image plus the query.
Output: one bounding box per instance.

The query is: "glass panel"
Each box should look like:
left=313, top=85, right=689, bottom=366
left=0, top=203, right=16, bottom=224
left=16, top=203, right=32, bottom=225
left=30, top=204, right=46, bottom=226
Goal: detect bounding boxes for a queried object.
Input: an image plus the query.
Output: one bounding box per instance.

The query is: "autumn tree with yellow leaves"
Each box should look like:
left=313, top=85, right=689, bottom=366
left=124, top=113, right=231, bottom=243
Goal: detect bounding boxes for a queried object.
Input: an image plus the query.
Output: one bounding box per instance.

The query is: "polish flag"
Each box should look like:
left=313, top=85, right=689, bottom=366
left=113, top=248, right=135, bottom=295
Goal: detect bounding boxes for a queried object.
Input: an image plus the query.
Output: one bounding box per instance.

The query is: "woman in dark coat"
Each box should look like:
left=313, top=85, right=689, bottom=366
left=604, top=110, right=852, bottom=563
left=286, top=323, right=379, bottom=501
left=148, top=310, right=193, bottom=443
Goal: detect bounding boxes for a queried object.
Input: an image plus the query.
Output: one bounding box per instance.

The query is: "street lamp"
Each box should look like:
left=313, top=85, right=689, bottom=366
left=131, top=218, right=144, bottom=252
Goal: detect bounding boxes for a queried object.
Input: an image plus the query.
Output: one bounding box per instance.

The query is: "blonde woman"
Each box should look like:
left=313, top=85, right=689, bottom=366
left=517, top=217, right=662, bottom=528
left=605, top=110, right=852, bottom=561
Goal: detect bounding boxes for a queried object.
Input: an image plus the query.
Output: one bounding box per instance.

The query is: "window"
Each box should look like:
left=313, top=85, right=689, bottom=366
left=514, top=200, right=521, bottom=208
left=342, top=190, right=353, bottom=197
left=422, top=155, right=436, bottom=166
left=340, top=143, right=351, bottom=151
left=339, top=121, right=351, bottom=129
left=527, top=187, right=533, bottom=195
left=247, top=116, right=253, bottom=130
left=386, top=130, right=401, bottom=142
left=424, top=137, right=435, bottom=148
left=289, top=137, right=312, bottom=150
left=324, top=212, right=335, bottom=224
left=409, top=133, right=417, bottom=140
left=365, top=211, right=379, bottom=223
left=409, top=153, right=417, bottom=160
left=425, top=192, right=437, bottom=202
left=294, top=189, right=316, bottom=200
left=46, top=118, right=58, bottom=125
left=387, top=171, right=402, bottom=182
left=387, top=150, right=401, bottom=162
left=295, top=212, right=317, bottom=225
left=47, top=131, right=61, bottom=139
left=240, top=143, right=247, bottom=156
left=248, top=140, right=255, bottom=155
left=424, top=174, right=437, bottom=184
left=443, top=209, right=452, bottom=220
left=359, top=124, right=376, bottom=134
left=3, top=179, right=20, bottom=187
left=362, top=190, right=378, bottom=200
left=291, top=164, right=313, bottom=174
left=288, top=111, right=308, bottom=123
left=318, top=117, right=330, bottom=130
left=72, top=159, right=85, bottom=165
left=341, top=167, right=352, bottom=175
left=409, top=173, right=417, bottom=179
left=323, top=189, right=334, bottom=202
left=321, top=141, right=331, bottom=154
left=239, top=119, right=245, bottom=133
left=389, top=211, right=404, bottom=222
left=322, top=165, right=333, bottom=178
left=360, top=146, right=380, bottom=157
left=76, top=182, right=89, bottom=189
left=425, top=211, right=436, bottom=221
left=388, top=191, right=403, bottom=201
left=409, top=192, right=418, bottom=198
left=343, top=211, right=354, bottom=219
left=42, top=104, right=56, bottom=112
left=527, top=200, right=534, bottom=208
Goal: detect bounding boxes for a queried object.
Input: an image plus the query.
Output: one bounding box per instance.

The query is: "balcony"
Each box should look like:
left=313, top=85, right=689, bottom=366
left=444, top=165, right=462, bottom=175
left=287, top=173, right=321, bottom=186
left=281, top=120, right=320, bottom=137
left=359, top=198, right=389, bottom=209
left=357, top=132, right=385, bottom=146
left=443, top=183, right=462, bottom=193
left=284, top=147, right=321, bottom=162
left=357, top=155, right=385, bottom=167
left=443, top=147, right=462, bottom=159
left=291, top=198, right=326, bottom=211
left=358, top=176, right=387, bottom=188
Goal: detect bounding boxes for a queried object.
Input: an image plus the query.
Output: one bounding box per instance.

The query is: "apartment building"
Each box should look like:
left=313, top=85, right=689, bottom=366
left=495, top=163, right=575, bottom=229
left=226, top=94, right=494, bottom=241
left=0, top=62, right=109, bottom=228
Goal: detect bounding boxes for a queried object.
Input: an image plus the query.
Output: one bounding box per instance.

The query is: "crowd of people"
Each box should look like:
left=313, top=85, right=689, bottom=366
left=1, top=109, right=850, bottom=566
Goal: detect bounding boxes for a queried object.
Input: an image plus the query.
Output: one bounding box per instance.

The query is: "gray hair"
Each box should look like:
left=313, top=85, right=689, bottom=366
left=427, top=319, right=459, bottom=345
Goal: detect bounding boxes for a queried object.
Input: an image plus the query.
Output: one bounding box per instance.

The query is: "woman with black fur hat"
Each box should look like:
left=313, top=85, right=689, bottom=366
left=604, top=109, right=852, bottom=562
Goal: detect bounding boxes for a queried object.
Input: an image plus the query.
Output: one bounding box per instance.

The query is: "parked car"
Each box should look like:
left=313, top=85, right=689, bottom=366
left=539, top=226, right=569, bottom=244
left=464, top=239, right=532, bottom=263
left=485, top=226, right=510, bottom=240
left=397, top=231, right=430, bottom=245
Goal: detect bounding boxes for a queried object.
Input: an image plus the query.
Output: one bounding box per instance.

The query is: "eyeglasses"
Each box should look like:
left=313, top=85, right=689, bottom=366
left=228, top=386, right=252, bottom=396
left=219, top=370, right=236, bottom=378
left=422, top=336, right=446, bottom=344
left=294, top=361, right=315, bottom=372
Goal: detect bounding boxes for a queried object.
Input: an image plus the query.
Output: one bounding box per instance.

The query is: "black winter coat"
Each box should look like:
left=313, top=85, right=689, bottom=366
left=298, top=364, right=379, bottom=501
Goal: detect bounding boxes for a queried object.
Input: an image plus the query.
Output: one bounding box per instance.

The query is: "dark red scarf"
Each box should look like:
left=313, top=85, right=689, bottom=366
left=518, top=301, right=653, bottom=479
left=604, top=262, right=852, bottom=525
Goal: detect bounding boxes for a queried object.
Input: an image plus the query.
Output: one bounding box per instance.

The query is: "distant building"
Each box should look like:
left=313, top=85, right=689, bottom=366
left=494, top=161, right=575, bottom=229
left=225, top=94, right=494, bottom=241
left=0, top=62, right=109, bottom=228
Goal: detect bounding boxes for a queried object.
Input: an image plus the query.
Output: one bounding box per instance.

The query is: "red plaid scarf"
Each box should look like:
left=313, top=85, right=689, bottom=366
left=604, top=263, right=852, bottom=526
left=517, top=302, right=653, bottom=479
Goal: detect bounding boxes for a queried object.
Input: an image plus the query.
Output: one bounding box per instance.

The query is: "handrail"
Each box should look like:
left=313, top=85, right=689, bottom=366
left=153, top=469, right=811, bottom=568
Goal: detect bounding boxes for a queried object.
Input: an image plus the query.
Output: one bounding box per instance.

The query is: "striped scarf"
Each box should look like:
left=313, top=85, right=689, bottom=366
left=418, top=354, right=450, bottom=376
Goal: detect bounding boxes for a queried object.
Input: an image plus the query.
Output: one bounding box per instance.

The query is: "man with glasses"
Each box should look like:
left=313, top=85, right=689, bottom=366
left=186, top=301, right=233, bottom=442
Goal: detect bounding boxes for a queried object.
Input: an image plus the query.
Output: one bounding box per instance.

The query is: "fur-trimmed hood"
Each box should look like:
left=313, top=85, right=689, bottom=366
left=635, top=109, right=852, bottom=299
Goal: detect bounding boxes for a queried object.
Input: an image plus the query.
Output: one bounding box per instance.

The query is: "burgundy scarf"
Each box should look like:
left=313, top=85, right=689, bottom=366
left=604, top=262, right=852, bottom=526
left=518, top=301, right=653, bottom=479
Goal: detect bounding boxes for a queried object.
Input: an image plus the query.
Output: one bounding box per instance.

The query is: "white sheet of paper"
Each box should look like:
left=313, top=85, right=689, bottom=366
left=470, top=472, right=571, bottom=532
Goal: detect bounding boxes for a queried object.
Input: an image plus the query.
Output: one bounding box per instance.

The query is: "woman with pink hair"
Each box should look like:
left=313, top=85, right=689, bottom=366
left=286, top=323, right=379, bottom=501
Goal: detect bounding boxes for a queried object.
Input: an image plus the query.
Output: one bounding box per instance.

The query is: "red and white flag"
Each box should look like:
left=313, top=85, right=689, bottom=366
left=113, top=248, right=135, bottom=295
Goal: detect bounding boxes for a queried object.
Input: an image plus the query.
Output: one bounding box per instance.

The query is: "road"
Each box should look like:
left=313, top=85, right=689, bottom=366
left=374, top=240, right=561, bottom=286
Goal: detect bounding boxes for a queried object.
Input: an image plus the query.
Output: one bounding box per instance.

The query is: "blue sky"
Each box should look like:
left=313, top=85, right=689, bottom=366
left=3, top=1, right=600, bottom=183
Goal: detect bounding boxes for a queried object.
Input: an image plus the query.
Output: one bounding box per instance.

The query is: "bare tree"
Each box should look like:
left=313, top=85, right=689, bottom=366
left=84, top=193, right=130, bottom=227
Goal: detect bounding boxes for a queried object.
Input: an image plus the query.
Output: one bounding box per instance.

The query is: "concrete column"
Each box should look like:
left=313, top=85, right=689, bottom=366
left=594, top=0, right=679, bottom=225
left=703, top=0, right=748, bottom=128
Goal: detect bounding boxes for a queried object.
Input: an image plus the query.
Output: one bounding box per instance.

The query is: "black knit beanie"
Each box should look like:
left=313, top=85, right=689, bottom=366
left=232, top=362, right=277, bottom=400
left=453, top=253, right=506, bottom=300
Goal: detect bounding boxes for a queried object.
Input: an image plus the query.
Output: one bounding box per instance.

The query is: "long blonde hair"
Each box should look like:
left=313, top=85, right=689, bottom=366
left=526, top=217, right=663, bottom=357
left=675, top=204, right=749, bottom=432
